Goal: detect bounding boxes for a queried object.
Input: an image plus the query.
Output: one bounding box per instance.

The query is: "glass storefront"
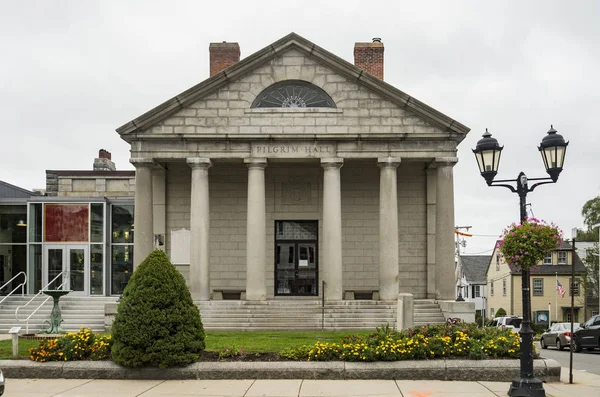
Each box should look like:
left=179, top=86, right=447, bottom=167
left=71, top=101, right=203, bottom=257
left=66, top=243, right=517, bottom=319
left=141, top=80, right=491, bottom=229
left=110, top=204, right=134, bottom=295
left=0, top=205, right=28, bottom=294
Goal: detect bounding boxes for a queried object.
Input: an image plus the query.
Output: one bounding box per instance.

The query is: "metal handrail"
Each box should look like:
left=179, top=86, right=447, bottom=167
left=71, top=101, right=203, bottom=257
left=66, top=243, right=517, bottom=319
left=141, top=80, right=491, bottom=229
left=0, top=271, right=27, bottom=306
left=15, top=270, right=69, bottom=334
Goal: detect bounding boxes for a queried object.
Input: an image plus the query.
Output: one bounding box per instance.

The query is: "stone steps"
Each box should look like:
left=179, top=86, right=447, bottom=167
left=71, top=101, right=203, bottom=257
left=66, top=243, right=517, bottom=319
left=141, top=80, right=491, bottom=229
left=0, top=295, right=117, bottom=333
left=413, top=300, right=446, bottom=326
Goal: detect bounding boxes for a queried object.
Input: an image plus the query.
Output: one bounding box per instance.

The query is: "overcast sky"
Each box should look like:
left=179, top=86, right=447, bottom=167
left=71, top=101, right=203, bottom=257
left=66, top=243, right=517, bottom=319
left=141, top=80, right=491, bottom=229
left=1, top=0, right=599, bottom=255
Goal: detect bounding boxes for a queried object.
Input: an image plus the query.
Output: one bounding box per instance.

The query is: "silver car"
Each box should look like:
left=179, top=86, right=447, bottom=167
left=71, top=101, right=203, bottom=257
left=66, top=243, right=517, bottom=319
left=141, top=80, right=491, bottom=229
left=540, top=322, right=580, bottom=350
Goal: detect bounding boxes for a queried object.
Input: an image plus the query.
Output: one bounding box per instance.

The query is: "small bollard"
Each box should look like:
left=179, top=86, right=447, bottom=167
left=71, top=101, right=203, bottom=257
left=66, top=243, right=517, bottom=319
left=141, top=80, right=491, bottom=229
left=9, top=327, right=21, bottom=358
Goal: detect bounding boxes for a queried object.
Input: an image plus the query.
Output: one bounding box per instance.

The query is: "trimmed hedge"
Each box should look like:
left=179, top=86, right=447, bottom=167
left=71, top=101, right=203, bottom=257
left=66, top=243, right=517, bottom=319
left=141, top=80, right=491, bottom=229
left=111, top=249, right=205, bottom=367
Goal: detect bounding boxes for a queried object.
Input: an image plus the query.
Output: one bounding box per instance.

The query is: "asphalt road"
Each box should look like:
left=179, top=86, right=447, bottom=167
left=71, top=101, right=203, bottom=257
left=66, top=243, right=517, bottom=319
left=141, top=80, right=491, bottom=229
left=536, top=342, right=600, bottom=375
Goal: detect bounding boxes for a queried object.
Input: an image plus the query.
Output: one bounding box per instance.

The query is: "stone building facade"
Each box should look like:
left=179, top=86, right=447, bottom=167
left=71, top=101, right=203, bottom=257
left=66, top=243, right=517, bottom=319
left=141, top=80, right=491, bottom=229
left=117, top=33, right=471, bottom=315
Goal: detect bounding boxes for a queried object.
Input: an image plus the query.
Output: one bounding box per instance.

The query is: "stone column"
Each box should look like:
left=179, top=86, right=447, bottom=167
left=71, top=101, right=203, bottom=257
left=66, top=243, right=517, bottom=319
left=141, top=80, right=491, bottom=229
left=426, top=165, right=437, bottom=299
left=187, top=158, right=212, bottom=300
left=378, top=157, right=401, bottom=301
left=130, top=157, right=154, bottom=268
left=321, top=158, right=344, bottom=301
left=244, top=158, right=267, bottom=301
left=435, top=157, right=458, bottom=301
left=152, top=166, right=166, bottom=251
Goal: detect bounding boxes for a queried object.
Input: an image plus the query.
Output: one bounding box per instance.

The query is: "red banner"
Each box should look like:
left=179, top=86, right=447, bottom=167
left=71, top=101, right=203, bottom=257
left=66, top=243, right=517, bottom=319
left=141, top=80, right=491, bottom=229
left=44, top=204, right=89, bottom=242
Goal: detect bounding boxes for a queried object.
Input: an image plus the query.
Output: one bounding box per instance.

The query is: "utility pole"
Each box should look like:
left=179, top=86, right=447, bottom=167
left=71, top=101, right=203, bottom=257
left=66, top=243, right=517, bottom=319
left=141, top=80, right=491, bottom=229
left=455, top=225, right=472, bottom=301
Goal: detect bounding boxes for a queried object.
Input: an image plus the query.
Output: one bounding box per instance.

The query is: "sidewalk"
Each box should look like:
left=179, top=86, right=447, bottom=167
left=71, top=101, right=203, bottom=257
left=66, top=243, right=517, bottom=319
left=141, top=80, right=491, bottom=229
left=5, top=370, right=600, bottom=397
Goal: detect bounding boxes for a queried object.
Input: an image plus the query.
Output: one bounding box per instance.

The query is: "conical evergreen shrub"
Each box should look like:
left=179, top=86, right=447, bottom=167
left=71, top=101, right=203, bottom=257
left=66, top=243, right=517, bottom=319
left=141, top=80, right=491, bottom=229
left=111, top=249, right=205, bottom=367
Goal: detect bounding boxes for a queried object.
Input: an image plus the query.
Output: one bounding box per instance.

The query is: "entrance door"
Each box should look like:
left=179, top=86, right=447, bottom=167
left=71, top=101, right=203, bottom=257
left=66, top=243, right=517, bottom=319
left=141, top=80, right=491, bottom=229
left=44, top=245, right=88, bottom=294
left=275, top=221, right=318, bottom=296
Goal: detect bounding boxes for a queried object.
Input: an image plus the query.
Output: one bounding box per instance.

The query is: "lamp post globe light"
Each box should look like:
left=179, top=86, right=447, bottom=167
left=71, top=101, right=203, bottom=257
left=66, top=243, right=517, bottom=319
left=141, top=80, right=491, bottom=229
left=473, top=126, right=568, bottom=397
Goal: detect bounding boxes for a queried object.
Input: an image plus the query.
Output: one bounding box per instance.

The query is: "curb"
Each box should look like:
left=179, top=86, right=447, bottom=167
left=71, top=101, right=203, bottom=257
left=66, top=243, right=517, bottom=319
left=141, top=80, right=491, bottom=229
left=0, top=359, right=561, bottom=381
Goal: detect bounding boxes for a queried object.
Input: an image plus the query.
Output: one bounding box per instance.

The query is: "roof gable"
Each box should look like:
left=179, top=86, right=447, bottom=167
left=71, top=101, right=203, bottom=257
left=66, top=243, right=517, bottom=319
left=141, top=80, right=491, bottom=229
left=461, top=255, right=492, bottom=284
left=0, top=180, right=34, bottom=199
left=116, top=33, right=469, bottom=139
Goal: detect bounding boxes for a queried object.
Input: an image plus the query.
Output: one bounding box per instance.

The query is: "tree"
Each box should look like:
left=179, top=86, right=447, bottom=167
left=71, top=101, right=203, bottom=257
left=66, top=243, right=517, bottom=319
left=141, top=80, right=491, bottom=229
left=584, top=245, right=599, bottom=303
left=579, top=196, right=600, bottom=241
left=495, top=308, right=507, bottom=317
left=111, top=249, right=205, bottom=367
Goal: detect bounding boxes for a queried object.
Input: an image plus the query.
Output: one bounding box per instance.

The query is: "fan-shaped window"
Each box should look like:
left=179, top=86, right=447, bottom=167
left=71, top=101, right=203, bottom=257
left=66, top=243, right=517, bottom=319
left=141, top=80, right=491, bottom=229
left=251, top=80, right=336, bottom=108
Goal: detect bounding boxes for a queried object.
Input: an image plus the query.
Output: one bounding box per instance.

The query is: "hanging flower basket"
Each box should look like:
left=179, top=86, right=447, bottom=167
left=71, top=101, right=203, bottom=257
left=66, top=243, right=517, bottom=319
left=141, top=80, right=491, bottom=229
left=497, top=218, right=563, bottom=270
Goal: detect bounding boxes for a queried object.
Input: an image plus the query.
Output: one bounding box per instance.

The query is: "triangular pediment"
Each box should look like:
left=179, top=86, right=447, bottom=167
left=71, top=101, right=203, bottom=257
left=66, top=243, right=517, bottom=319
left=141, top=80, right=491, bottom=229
left=117, top=33, right=469, bottom=140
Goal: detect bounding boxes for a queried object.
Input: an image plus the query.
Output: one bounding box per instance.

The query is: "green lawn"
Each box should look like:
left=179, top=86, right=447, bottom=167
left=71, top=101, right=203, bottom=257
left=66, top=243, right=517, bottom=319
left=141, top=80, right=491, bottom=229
left=0, top=330, right=373, bottom=359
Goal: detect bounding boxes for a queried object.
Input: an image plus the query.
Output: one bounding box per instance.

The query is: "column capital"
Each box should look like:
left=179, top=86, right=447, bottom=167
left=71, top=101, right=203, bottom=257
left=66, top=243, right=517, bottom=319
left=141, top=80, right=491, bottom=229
left=244, top=158, right=268, bottom=169
left=130, top=157, right=155, bottom=168
left=434, top=157, right=459, bottom=167
left=377, top=157, right=401, bottom=169
left=321, top=157, right=344, bottom=169
left=187, top=158, right=212, bottom=169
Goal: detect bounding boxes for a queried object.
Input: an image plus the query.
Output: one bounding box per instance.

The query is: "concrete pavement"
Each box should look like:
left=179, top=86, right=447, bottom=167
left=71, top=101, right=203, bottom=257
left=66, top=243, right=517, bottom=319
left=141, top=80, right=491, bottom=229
left=5, top=370, right=600, bottom=397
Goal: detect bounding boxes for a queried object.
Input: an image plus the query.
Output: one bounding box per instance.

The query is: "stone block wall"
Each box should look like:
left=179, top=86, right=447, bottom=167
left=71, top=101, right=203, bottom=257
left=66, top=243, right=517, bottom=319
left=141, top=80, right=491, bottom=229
left=164, top=160, right=428, bottom=298
left=143, top=48, right=440, bottom=139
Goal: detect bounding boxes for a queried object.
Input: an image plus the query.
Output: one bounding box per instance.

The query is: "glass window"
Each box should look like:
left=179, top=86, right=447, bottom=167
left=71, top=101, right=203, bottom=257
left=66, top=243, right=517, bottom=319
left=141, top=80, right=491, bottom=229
left=44, top=204, right=89, bottom=242
left=570, top=278, right=580, bottom=296
left=90, top=244, right=104, bottom=295
left=28, top=244, right=42, bottom=294
left=91, top=203, right=104, bottom=243
left=533, top=279, right=543, bottom=296
left=503, top=279, right=506, bottom=296
left=0, top=244, right=26, bottom=294
left=543, top=253, right=552, bottom=265
left=0, top=205, right=27, bottom=244
left=464, top=286, right=468, bottom=298
left=29, top=203, right=42, bottom=242
left=491, top=281, right=494, bottom=296
left=474, top=285, right=481, bottom=297
left=490, top=308, right=495, bottom=318
left=251, top=80, right=336, bottom=108
left=558, top=251, right=567, bottom=264
left=111, top=245, right=133, bottom=295
left=112, top=205, right=134, bottom=244
left=496, top=255, right=500, bottom=271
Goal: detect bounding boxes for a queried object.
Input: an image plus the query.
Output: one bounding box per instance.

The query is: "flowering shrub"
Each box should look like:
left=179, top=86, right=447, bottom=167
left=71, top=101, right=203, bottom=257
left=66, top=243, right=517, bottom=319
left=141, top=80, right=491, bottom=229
left=307, top=324, right=521, bottom=362
left=29, top=328, right=112, bottom=362
left=219, top=347, right=244, bottom=359
left=498, top=218, right=562, bottom=270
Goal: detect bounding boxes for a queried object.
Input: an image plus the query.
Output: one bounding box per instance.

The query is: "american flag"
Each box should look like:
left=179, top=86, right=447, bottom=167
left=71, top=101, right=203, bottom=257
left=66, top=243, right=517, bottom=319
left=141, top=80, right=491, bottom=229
left=557, top=280, right=566, bottom=298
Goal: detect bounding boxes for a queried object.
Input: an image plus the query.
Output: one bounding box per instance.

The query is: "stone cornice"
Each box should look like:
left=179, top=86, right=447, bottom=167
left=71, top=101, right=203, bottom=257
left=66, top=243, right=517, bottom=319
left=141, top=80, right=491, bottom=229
left=116, top=33, right=470, bottom=141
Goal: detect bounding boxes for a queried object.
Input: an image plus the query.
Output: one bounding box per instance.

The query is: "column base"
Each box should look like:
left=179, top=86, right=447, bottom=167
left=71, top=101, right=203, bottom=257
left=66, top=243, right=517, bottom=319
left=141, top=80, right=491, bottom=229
left=508, top=377, right=546, bottom=397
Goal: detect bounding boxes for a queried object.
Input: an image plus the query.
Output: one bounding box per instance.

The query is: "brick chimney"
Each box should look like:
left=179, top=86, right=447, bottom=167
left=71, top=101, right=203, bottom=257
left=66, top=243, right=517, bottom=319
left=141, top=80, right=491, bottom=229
left=209, top=41, right=240, bottom=76
left=354, top=38, right=384, bottom=80
left=94, top=149, right=116, bottom=171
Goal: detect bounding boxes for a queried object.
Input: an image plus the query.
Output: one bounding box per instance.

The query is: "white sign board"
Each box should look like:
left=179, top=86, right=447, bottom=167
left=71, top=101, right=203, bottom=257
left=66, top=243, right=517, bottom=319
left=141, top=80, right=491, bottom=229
left=170, top=229, right=190, bottom=265
left=8, top=326, right=21, bottom=334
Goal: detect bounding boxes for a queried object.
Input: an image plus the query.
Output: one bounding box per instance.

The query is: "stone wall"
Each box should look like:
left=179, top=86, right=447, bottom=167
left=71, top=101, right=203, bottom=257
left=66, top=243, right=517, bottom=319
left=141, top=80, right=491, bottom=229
left=164, top=160, right=428, bottom=298
left=142, top=48, right=442, bottom=141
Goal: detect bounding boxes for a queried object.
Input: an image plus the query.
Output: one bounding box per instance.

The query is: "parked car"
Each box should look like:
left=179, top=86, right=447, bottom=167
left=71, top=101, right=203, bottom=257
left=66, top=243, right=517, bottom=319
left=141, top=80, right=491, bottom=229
left=0, top=369, right=4, bottom=395
left=540, top=322, right=580, bottom=350
left=490, top=316, right=523, bottom=333
left=573, top=314, right=600, bottom=352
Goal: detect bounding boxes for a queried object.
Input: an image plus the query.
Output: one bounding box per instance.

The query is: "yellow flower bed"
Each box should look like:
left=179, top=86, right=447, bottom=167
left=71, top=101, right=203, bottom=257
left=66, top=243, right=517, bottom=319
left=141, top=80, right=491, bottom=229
left=307, top=324, right=521, bottom=362
left=29, top=328, right=112, bottom=362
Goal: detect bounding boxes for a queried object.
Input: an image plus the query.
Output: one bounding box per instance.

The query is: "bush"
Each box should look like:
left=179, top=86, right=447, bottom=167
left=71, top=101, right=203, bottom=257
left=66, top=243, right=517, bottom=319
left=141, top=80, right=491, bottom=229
left=29, top=328, right=112, bottom=362
left=495, top=308, right=507, bottom=317
left=111, top=249, right=205, bottom=367
left=279, top=345, right=312, bottom=360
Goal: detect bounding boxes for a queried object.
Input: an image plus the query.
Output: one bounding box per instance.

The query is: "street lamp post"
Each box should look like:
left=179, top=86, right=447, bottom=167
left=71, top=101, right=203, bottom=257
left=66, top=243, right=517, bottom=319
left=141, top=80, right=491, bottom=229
left=473, top=126, right=568, bottom=397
